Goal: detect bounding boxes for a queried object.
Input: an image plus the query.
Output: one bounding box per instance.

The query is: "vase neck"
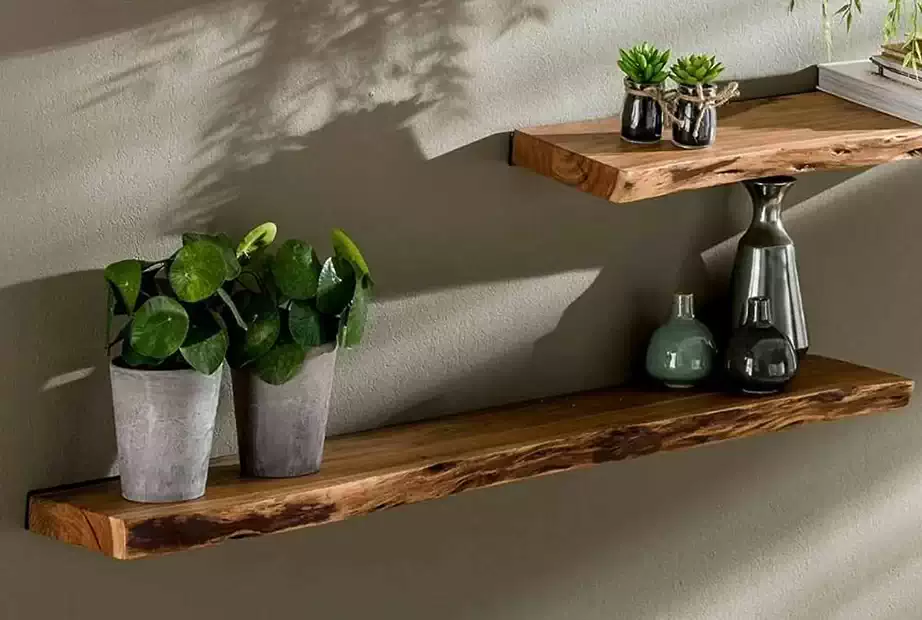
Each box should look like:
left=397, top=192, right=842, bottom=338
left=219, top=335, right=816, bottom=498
left=744, top=176, right=795, bottom=225
left=672, top=293, right=695, bottom=320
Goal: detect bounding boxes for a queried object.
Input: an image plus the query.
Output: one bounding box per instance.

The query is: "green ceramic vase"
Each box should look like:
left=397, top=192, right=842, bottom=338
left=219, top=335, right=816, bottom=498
left=645, top=293, right=716, bottom=389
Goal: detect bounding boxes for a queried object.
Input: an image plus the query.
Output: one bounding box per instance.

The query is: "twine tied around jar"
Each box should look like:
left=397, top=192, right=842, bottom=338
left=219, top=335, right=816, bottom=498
left=624, top=82, right=675, bottom=120
left=624, top=80, right=740, bottom=133
left=675, top=82, right=740, bottom=133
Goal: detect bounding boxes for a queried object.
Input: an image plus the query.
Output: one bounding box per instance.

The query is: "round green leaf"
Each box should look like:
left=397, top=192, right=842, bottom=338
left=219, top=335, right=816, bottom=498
left=105, top=259, right=142, bottom=313
left=169, top=240, right=227, bottom=302
left=331, top=228, right=372, bottom=283
left=184, top=232, right=241, bottom=281
left=255, top=342, right=306, bottom=385
left=316, top=257, right=355, bottom=315
left=120, top=340, right=166, bottom=368
left=338, top=282, right=370, bottom=348
left=130, top=296, right=190, bottom=359
left=180, top=320, right=228, bottom=375
left=236, top=222, right=278, bottom=258
left=231, top=295, right=280, bottom=365
left=271, top=240, right=321, bottom=300
left=289, top=300, right=326, bottom=349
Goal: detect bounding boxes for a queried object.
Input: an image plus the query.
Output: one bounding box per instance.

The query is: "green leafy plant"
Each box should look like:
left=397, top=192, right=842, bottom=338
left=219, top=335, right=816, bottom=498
left=225, top=224, right=373, bottom=385
left=669, top=54, right=725, bottom=86
left=790, top=0, right=922, bottom=70
left=106, top=233, right=243, bottom=375
left=618, top=43, right=671, bottom=85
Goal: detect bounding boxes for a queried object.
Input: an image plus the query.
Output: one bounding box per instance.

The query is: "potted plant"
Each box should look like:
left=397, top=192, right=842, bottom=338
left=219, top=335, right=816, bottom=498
left=617, top=42, right=670, bottom=144
left=668, top=54, right=738, bottom=149
left=227, top=223, right=372, bottom=478
left=106, top=232, right=241, bottom=503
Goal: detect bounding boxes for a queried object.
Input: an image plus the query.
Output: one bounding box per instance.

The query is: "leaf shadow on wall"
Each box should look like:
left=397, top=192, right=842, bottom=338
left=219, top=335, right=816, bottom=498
left=153, top=0, right=558, bottom=300
left=0, top=0, right=225, bottom=57
left=147, top=0, right=837, bottom=430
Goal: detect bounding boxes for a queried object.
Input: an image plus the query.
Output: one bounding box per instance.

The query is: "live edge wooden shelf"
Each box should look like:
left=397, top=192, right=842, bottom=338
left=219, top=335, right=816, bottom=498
left=28, top=356, right=911, bottom=559
left=511, top=91, right=922, bottom=203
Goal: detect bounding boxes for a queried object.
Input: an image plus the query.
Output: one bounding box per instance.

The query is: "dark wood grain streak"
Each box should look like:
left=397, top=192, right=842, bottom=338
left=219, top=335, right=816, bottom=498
left=27, top=356, right=913, bottom=559
left=511, top=92, right=922, bottom=203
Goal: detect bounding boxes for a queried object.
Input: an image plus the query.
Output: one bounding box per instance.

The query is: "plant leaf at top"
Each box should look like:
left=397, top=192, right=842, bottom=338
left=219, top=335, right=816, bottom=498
left=130, top=296, right=190, bottom=359
left=120, top=340, right=167, bottom=368
left=236, top=222, right=278, bottom=258
left=338, top=280, right=370, bottom=348
left=316, top=257, right=356, bottom=315
left=184, top=232, right=241, bottom=281
left=180, top=313, right=228, bottom=375
left=230, top=294, right=280, bottom=366
left=331, top=229, right=373, bottom=284
left=169, top=239, right=227, bottom=303
left=255, top=341, right=307, bottom=385
left=271, top=240, right=322, bottom=300
left=289, top=299, right=327, bottom=349
left=105, top=259, right=142, bottom=314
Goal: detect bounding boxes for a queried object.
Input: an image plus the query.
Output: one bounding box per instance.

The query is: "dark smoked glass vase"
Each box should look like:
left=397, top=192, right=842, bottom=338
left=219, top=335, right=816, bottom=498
left=621, top=79, right=663, bottom=144
left=672, top=83, right=717, bottom=148
left=725, top=296, right=798, bottom=395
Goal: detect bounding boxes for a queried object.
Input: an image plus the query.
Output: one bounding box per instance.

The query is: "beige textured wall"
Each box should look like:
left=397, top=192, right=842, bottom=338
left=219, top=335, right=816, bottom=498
left=2, top=0, right=921, bottom=618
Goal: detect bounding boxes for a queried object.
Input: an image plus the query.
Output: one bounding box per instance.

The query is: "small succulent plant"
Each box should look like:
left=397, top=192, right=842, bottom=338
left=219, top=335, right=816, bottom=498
left=225, top=224, right=373, bottom=385
left=618, top=43, right=670, bottom=85
left=669, top=54, right=725, bottom=86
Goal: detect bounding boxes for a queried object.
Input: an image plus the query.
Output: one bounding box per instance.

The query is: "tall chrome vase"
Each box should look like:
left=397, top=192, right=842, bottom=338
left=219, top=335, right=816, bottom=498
left=730, top=176, right=808, bottom=357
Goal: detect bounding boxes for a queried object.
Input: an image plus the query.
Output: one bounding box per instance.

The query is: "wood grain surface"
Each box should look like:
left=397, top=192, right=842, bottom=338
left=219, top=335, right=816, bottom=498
left=28, top=356, right=913, bottom=559
left=511, top=92, right=922, bottom=203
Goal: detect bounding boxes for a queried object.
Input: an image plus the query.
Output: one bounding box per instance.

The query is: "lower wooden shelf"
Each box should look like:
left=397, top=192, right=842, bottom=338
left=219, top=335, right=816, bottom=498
left=28, top=355, right=912, bottom=559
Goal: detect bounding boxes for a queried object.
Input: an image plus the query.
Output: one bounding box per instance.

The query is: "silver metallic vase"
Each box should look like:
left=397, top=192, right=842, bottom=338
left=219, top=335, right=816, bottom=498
left=730, top=176, right=808, bottom=357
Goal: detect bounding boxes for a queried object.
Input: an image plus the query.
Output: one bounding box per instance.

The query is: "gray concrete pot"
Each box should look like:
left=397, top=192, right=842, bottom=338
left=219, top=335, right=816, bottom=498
left=110, top=364, right=221, bottom=503
left=233, top=344, right=337, bottom=478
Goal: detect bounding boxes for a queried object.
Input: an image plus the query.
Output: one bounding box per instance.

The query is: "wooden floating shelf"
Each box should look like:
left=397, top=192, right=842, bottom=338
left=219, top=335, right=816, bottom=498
left=511, top=91, right=922, bottom=203
left=28, top=356, right=911, bottom=559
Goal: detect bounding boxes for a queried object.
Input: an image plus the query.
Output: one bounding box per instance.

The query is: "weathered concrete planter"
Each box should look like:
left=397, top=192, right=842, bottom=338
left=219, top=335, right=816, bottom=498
left=233, top=344, right=337, bottom=478
left=110, top=364, right=221, bottom=503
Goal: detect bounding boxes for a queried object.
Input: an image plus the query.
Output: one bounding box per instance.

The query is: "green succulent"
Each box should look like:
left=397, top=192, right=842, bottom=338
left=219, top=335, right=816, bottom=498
left=618, top=43, right=670, bottom=85
left=225, top=224, right=373, bottom=385
left=106, top=233, right=242, bottom=375
left=669, top=54, right=725, bottom=85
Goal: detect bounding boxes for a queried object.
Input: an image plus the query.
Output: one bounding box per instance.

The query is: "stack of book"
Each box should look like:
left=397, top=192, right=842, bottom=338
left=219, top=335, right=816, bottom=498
left=818, top=40, right=922, bottom=124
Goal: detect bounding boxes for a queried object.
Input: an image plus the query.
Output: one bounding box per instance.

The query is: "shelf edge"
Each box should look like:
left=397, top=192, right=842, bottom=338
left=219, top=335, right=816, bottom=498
left=28, top=368, right=912, bottom=560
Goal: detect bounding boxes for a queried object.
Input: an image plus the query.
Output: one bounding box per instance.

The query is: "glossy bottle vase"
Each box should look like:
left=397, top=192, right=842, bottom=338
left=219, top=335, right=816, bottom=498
left=730, top=176, right=808, bottom=357
left=621, top=79, right=663, bottom=144
left=725, top=296, right=798, bottom=394
left=645, top=293, right=717, bottom=388
left=672, top=84, right=717, bottom=148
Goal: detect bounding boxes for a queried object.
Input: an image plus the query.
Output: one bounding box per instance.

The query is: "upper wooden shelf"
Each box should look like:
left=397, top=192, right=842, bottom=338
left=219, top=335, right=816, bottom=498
left=511, top=92, right=922, bottom=203
left=28, top=355, right=911, bottom=559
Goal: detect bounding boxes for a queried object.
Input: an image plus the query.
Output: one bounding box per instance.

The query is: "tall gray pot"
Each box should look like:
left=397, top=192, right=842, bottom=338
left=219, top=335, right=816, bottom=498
left=233, top=344, right=337, bottom=478
left=110, top=364, right=221, bottom=503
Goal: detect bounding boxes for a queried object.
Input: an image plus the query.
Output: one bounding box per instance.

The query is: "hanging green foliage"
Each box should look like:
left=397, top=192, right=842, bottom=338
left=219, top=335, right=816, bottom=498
left=791, top=0, right=922, bottom=69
